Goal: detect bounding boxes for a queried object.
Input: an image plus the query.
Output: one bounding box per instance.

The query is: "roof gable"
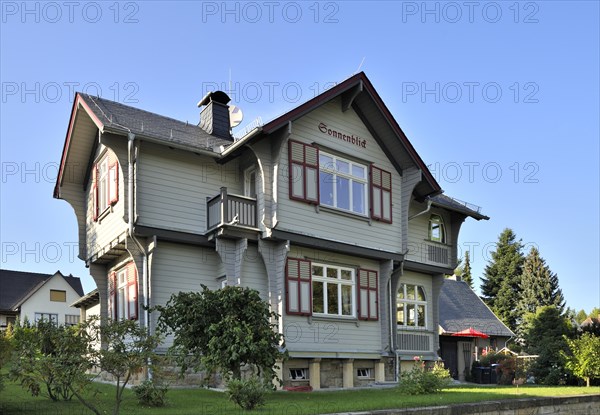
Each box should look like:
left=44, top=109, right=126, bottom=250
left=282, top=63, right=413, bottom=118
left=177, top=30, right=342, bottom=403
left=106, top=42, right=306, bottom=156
left=260, top=72, right=442, bottom=199
left=0, top=269, right=84, bottom=311
left=439, top=279, right=514, bottom=337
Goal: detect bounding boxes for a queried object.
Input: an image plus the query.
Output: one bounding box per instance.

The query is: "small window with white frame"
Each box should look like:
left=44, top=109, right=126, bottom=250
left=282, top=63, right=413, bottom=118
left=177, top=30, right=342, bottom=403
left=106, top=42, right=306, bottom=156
left=289, top=368, right=309, bottom=381
left=429, top=214, right=446, bottom=243
left=244, top=167, right=257, bottom=198
left=357, top=368, right=373, bottom=378
left=397, top=283, right=428, bottom=328
left=311, top=263, right=355, bottom=317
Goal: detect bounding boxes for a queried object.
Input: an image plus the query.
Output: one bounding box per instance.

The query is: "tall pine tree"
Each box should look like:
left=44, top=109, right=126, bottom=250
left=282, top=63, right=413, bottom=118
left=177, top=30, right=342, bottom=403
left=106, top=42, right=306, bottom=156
left=462, top=250, right=474, bottom=290
left=480, top=228, right=524, bottom=332
left=517, top=247, right=565, bottom=315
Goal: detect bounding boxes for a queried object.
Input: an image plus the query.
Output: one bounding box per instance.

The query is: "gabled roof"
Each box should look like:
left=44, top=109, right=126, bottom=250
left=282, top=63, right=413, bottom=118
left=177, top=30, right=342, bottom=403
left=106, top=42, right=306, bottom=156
left=258, top=72, right=442, bottom=199
left=54, top=93, right=232, bottom=197
left=0, top=269, right=84, bottom=312
left=439, top=279, right=513, bottom=338
left=432, top=194, right=489, bottom=220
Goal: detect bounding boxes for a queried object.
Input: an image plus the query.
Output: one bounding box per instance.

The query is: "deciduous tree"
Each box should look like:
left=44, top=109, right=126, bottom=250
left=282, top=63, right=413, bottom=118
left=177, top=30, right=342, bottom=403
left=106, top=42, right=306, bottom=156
left=563, top=332, right=600, bottom=387
left=155, top=285, right=286, bottom=384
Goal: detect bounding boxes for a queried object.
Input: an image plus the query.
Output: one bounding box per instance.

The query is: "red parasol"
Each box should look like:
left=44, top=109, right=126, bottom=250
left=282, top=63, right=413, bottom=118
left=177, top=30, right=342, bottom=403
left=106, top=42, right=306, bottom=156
left=451, top=327, right=489, bottom=339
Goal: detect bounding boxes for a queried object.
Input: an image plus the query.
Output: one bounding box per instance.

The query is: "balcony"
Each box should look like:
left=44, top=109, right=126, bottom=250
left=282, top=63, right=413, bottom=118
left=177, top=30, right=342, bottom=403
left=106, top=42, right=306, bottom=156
left=206, top=187, right=258, bottom=237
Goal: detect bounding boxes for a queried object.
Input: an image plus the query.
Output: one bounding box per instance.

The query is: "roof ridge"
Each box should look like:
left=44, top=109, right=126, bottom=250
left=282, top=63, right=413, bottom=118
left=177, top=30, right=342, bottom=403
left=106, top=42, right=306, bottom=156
left=81, top=93, right=203, bottom=130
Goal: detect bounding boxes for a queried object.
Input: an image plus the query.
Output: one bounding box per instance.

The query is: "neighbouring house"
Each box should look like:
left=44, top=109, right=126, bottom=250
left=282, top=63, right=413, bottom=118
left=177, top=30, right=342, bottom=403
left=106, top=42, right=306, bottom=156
left=0, top=269, right=84, bottom=328
left=438, top=277, right=514, bottom=381
left=71, top=288, right=100, bottom=322
left=53, top=72, right=488, bottom=388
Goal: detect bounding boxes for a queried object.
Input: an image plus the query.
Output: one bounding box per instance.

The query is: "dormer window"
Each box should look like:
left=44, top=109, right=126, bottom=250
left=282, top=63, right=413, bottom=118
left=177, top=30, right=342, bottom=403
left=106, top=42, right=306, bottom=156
left=429, top=214, right=445, bottom=243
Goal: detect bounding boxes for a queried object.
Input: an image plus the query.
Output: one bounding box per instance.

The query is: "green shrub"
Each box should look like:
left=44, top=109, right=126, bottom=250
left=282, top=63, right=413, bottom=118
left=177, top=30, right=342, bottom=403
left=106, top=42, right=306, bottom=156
left=400, top=361, right=451, bottom=395
left=132, top=380, right=168, bottom=407
left=226, top=376, right=268, bottom=410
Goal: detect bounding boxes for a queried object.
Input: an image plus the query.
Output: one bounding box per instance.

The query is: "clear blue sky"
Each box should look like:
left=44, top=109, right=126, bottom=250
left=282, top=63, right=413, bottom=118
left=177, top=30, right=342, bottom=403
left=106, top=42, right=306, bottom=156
left=1, top=1, right=598, bottom=313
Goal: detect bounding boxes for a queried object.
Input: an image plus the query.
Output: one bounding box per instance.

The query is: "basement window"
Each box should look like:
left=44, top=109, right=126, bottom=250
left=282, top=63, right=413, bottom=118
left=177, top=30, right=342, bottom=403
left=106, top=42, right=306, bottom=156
left=289, top=368, right=309, bottom=381
left=357, top=368, right=373, bottom=379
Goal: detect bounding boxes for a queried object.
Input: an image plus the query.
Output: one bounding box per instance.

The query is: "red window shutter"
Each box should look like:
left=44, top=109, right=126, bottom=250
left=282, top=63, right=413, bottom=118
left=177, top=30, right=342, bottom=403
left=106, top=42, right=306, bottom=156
left=370, top=166, right=392, bottom=223
left=357, top=268, right=378, bottom=321
left=92, top=165, right=99, bottom=221
left=127, top=262, right=138, bottom=320
left=109, top=161, right=119, bottom=204
left=108, top=271, right=116, bottom=320
left=288, top=140, right=319, bottom=204
left=285, top=257, right=312, bottom=315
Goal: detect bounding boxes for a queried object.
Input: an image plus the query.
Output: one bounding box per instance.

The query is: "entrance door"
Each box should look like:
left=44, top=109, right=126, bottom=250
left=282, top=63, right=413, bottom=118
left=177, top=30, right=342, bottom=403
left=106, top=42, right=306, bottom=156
left=244, top=167, right=257, bottom=198
left=440, top=338, right=459, bottom=380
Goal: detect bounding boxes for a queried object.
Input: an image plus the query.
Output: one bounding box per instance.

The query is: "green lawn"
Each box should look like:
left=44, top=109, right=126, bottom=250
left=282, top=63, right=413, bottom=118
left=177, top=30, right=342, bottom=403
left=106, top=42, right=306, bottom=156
left=0, top=379, right=598, bottom=415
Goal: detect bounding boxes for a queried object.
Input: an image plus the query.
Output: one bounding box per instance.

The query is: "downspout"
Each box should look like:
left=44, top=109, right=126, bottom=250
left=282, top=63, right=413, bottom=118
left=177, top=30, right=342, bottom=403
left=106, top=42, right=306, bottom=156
left=390, top=265, right=402, bottom=382
left=408, top=198, right=432, bottom=221
left=127, top=132, right=152, bottom=380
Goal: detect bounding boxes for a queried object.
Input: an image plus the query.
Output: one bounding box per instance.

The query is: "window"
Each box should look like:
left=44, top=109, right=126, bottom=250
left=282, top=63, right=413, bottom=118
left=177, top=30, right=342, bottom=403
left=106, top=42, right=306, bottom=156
left=286, top=258, right=374, bottom=320
left=244, top=167, right=257, bottom=198
left=288, top=140, right=319, bottom=203
left=371, top=166, right=392, bottom=222
left=108, top=262, right=138, bottom=320
left=34, top=313, right=58, bottom=324
left=289, top=368, right=308, bottom=380
left=357, top=368, right=373, bottom=378
left=319, top=152, right=368, bottom=215
left=429, top=214, right=445, bottom=243
left=65, top=314, right=80, bottom=326
left=49, top=289, right=66, bottom=302
left=93, top=153, right=119, bottom=221
left=397, top=284, right=427, bottom=328
left=288, top=141, right=393, bottom=223
left=311, top=263, right=355, bottom=317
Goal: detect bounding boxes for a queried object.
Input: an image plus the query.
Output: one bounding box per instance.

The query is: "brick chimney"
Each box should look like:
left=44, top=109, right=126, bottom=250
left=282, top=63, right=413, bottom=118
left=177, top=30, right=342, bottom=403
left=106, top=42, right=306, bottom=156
left=197, top=90, right=232, bottom=140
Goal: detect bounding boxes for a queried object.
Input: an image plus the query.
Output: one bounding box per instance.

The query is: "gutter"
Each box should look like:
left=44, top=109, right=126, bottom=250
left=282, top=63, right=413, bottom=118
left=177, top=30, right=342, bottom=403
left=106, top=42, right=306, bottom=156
left=408, top=198, right=432, bottom=221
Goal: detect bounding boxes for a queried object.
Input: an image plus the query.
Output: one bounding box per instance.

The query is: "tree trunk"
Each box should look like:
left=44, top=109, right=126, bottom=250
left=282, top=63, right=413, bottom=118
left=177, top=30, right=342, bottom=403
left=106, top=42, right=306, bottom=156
left=586, top=377, right=590, bottom=387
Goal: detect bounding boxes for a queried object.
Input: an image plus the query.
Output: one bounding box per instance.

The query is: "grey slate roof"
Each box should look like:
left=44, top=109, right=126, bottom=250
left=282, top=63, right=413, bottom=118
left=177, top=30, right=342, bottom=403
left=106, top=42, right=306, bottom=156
left=439, top=279, right=514, bottom=337
left=0, top=269, right=84, bottom=312
left=78, top=94, right=233, bottom=151
left=431, top=194, right=489, bottom=220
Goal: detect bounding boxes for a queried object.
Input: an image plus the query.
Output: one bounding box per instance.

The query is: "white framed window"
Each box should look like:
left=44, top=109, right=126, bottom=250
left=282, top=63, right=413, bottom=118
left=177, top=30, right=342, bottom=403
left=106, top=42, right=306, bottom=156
left=65, top=314, right=80, bottom=326
left=92, top=153, right=119, bottom=221
left=289, top=368, right=309, bottom=380
left=34, top=313, right=58, bottom=324
left=109, top=263, right=138, bottom=321
left=97, top=156, right=110, bottom=213
left=311, top=263, right=355, bottom=317
left=117, top=269, right=128, bottom=320
left=319, top=152, right=368, bottom=215
left=244, top=167, right=257, bottom=198
left=397, top=284, right=427, bottom=328
left=429, top=214, right=446, bottom=243
left=357, top=368, right=373, bottom=378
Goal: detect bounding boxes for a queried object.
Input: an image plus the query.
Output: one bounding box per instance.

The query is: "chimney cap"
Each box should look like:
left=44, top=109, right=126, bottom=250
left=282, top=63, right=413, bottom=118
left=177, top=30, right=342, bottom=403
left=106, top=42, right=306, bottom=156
left=197, top=90, right=231, bottom=107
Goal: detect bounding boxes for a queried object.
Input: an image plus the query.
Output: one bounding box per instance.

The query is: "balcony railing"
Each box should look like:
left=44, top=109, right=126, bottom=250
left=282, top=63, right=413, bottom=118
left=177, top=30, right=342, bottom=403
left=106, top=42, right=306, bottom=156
left=427, top=243, right=449, bottom=265
left=207, top=187, right=258, bottom=231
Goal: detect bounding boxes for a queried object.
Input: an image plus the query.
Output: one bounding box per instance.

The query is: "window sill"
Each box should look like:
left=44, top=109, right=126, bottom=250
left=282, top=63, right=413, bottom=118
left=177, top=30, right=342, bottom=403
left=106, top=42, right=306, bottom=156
left=397, top=326, right=431, bottom=332
left=424, top=239, right=451, bottom=247
left=317, top=205, right=371, bottom=224
left=97, top=205, right=114, bottom=223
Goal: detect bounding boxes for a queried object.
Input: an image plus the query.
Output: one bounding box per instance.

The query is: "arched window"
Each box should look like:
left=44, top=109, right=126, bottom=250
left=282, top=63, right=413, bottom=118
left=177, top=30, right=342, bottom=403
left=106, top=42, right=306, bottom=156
left=397, top=283, right=427, bottom=328
left=429, top=214, right=446, bottom=243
